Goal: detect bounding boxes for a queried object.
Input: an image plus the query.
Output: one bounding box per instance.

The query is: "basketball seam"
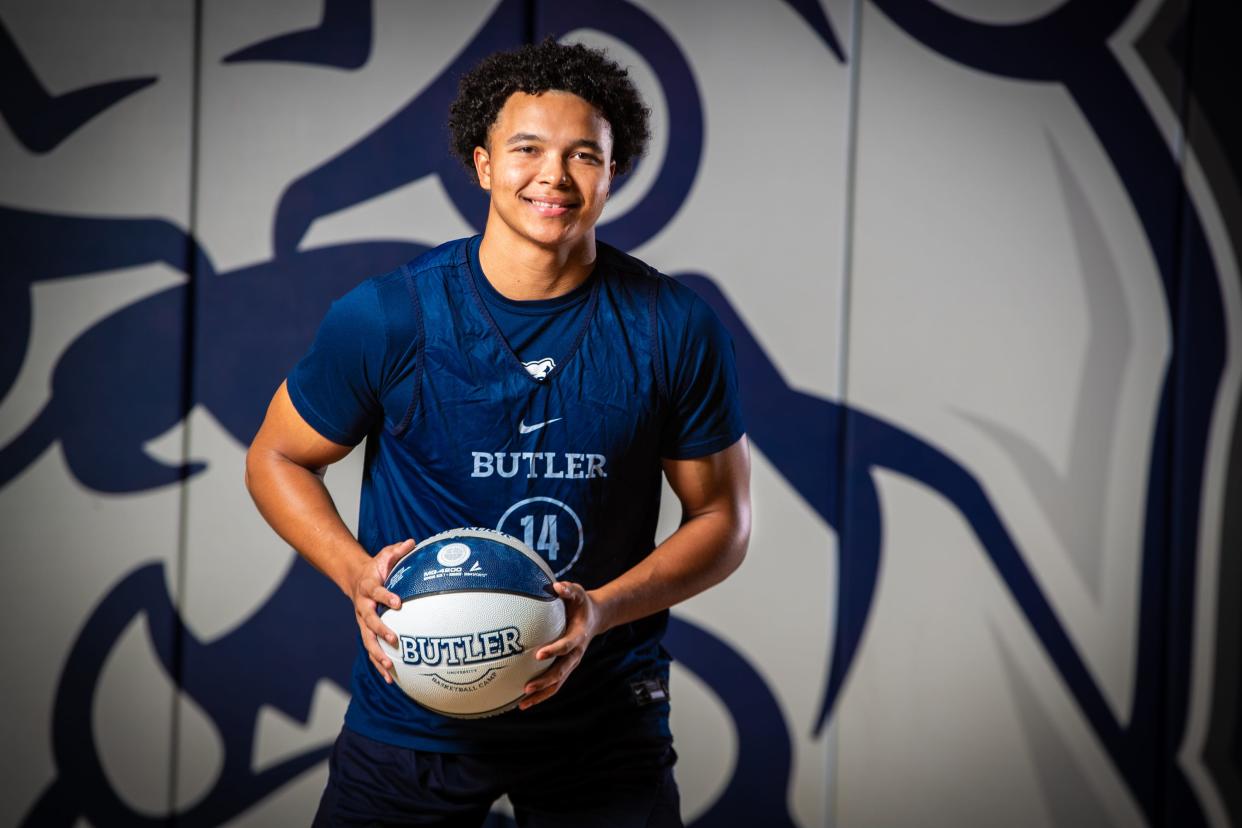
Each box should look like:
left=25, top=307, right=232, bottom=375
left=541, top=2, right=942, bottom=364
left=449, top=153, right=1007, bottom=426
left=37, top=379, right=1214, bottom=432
left=380, top=588, right=559, bottom=611
left=389, top=527, right=560, bottom=582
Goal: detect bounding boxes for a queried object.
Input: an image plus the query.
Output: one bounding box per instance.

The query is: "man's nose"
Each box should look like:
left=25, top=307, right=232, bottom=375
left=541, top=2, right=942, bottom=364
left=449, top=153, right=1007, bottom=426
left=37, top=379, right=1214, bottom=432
left=538, top=154, right=569, bottom=186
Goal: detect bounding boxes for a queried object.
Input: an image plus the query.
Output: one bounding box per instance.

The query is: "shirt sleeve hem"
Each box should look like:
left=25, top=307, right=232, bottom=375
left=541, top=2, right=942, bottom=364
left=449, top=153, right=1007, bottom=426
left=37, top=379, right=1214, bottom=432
left=287, top=379, right=364, bottom=447
left=660, top=428, right=746, bottom=461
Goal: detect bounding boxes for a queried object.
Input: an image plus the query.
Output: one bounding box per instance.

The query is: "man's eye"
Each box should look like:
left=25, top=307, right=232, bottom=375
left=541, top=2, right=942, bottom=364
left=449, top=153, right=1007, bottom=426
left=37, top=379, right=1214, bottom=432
left=573, top=153, right=600, bottom=164
left=515, top=146, right=536, bottom=154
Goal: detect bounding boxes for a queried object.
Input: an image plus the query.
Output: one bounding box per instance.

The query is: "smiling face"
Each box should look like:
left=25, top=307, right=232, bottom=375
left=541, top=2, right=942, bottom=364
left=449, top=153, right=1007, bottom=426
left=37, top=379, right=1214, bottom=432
left=474, top=90, right=616, bottom=255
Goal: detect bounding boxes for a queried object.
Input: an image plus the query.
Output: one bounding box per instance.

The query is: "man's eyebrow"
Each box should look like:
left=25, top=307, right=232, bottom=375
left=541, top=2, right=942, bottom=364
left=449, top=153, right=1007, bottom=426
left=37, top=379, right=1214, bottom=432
left=505, top=132, right=543, bottom=145
left=503, top=133, right=605, bottom=154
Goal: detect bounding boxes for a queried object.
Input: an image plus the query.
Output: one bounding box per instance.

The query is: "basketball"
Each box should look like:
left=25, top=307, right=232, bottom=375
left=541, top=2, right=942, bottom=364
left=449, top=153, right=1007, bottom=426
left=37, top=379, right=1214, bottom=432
left=377, top=527, right=567, bottom=718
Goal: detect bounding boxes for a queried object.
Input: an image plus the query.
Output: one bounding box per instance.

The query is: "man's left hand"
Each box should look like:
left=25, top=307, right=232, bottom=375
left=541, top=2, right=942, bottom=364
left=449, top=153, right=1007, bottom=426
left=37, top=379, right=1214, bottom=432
left=519, top=581, right=603, bottom=710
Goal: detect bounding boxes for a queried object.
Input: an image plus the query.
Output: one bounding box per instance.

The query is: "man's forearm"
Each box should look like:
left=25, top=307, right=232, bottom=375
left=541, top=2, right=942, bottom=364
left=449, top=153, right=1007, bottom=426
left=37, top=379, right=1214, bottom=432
left=244, top=448, right=370, bottom=597
left=589, top=503, right=749, bottom=633
left=520, top=498, right=748, bottom=708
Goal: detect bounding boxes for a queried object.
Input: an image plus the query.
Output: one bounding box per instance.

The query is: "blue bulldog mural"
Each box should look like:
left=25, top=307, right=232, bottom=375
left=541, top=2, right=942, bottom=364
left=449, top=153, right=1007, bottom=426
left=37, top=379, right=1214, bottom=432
left=1, top=1, right=1235, bottom=825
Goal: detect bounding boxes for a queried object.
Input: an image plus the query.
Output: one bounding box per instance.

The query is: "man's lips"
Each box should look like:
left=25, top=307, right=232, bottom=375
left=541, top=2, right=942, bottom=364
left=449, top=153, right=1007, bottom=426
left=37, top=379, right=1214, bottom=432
left=522, top=196, right=578, bottom=216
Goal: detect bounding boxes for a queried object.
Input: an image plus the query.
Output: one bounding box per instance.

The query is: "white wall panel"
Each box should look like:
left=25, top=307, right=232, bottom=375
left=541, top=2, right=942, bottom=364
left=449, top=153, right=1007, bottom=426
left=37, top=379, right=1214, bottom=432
left=839, top=1, right=1197, bottom=825
left=0, top=2, right=196, bottom=823
left=836, top=471, right=1145, bottom=826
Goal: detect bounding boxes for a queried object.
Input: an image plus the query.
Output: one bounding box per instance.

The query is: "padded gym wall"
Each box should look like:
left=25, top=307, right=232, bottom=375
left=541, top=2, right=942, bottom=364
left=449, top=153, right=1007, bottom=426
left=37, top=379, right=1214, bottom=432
left=2, top=2, right=1239, bottom=826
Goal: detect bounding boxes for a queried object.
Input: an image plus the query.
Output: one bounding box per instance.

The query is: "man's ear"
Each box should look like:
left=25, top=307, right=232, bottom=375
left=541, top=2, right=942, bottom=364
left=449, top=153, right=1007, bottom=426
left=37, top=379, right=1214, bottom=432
left=473, top=146, right=492, bottom=191
left=604, top=159, right=617, bottom=199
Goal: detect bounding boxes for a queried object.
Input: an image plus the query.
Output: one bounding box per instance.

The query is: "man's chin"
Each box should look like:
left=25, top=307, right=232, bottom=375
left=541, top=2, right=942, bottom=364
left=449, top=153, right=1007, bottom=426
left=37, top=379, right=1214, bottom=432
left=520, top=225, right=589, bottom=250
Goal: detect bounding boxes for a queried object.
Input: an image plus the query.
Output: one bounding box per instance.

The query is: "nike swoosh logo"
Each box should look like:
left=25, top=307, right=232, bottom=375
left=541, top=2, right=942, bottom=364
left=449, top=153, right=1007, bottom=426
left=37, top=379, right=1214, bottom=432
left=519, top=418, right=562, bottom=435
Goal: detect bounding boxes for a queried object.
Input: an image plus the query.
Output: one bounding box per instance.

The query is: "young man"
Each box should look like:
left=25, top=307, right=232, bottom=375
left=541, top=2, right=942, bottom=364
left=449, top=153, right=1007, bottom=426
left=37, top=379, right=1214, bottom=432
left=246, top=39, right=749, bottom=826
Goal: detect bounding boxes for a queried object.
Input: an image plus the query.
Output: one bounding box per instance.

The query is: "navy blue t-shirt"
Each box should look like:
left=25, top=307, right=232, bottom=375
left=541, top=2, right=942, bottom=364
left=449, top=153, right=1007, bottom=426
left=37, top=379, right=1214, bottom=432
left=287, top=236, right=743, bottom=751
left=467, top=235, right=595, bottom=382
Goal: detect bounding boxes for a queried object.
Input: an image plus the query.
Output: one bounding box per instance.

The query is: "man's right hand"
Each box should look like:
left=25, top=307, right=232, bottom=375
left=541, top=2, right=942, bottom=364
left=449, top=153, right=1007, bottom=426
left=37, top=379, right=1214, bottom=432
left=351, top=538, right=416, bottom=684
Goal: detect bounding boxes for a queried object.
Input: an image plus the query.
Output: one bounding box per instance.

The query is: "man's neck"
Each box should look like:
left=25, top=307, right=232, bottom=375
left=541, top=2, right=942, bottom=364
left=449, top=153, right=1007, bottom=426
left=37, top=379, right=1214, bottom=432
left=477, top=223, right=597, bottom=301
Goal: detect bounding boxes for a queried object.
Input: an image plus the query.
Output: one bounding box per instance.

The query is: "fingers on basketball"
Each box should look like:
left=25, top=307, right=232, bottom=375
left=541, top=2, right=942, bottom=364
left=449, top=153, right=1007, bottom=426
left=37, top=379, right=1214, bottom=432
left=522, top=651, right=580, bottom=706
left=372, top=582, right=400, bottom=610
left=360, top=626, right=394, bottom=684
left=535, top=635, right=573, bottom=660
left=364, top=607, right=397, bottom=646
left=553, top=581, right=582, bottom=601
left=520, top=676, right=560, bottom=707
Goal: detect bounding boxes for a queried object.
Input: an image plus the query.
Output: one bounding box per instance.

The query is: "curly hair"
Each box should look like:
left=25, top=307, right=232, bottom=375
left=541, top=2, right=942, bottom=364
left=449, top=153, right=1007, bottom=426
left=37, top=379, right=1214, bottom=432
left=448, top=39, right=651, bottom=180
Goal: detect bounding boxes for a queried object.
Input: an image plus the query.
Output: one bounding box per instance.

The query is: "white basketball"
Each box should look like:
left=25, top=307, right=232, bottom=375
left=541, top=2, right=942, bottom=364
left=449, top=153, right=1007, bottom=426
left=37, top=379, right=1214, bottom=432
left=377, top=528, right=567, bottom=718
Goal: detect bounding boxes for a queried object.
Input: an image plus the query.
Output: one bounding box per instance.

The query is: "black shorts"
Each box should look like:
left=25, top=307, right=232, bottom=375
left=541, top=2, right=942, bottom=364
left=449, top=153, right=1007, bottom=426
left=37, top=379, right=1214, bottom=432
left=312, top=726, right=682, bottom=827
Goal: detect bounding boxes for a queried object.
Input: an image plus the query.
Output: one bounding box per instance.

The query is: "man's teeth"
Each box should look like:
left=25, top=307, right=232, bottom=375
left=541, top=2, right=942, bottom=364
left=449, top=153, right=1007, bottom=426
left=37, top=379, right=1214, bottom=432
left=529, top=199, right=570, bottom=208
